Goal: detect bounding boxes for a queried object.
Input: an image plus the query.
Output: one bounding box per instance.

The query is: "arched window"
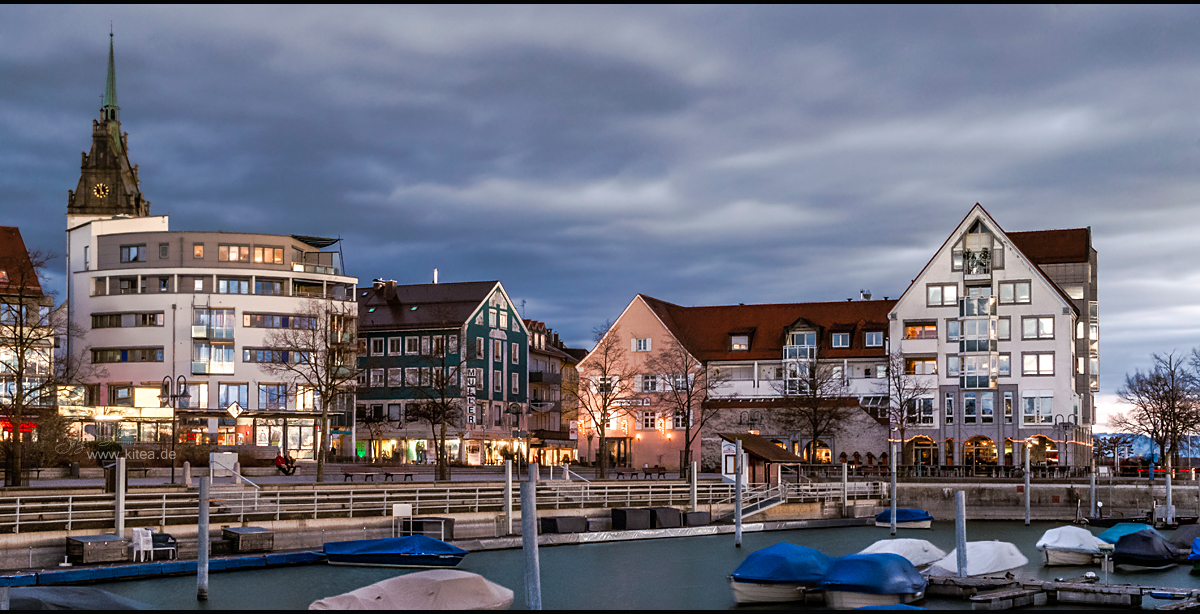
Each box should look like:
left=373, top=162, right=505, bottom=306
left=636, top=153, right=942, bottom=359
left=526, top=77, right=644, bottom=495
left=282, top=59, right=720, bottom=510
left=804, top=440, right=832, bottom=464
left=965, top=436, right=997, bottom=466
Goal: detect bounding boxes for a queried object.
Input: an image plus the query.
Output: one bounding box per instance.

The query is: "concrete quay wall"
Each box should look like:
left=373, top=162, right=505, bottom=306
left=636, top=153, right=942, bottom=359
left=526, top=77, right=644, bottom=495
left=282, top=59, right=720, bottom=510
left=897, top=481, right=1189, bottom=520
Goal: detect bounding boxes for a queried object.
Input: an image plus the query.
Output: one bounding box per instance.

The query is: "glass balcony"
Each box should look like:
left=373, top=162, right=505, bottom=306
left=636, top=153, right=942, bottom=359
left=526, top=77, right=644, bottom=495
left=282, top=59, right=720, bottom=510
left=783, top=345, right=817, bottom=360
left=960, top=375, right=997, bottom=389
left=959, top=339, right=998, bottom=353
left=959, top=297, right=996, bottom=317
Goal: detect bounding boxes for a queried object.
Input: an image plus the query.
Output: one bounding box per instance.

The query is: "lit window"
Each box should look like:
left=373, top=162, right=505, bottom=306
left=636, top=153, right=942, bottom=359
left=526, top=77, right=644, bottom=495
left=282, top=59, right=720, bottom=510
left=730, top=335, right=749, bottom=351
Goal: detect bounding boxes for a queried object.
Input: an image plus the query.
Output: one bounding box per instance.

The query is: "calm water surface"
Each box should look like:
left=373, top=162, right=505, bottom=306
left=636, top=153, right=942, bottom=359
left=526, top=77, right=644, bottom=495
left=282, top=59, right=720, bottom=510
left=95, top=521, right=1200, bottom=610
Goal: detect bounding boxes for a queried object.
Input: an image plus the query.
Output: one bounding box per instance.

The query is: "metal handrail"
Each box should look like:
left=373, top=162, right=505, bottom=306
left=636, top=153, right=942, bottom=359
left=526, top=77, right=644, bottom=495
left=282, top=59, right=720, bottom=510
left=565, top=466, right=591, bottom=483
left=210, top=460, right=261, bottom=490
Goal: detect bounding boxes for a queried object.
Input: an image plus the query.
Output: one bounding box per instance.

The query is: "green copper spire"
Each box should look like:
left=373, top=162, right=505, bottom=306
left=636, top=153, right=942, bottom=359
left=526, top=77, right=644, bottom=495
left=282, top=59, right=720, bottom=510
left=102, top=31, right=119, bottom=120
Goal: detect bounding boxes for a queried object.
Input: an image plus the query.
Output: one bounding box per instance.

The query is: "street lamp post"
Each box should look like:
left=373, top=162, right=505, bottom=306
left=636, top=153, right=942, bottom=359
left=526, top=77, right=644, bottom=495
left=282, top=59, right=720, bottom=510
left=159, top=375, right=191, bottom=485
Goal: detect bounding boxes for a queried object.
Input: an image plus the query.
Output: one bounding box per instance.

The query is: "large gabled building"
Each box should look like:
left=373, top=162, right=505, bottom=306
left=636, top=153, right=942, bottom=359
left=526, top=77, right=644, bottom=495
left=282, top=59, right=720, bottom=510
left=887, top=204, right=1096, bottom=468
left=356, top=279, right=529, bottom=464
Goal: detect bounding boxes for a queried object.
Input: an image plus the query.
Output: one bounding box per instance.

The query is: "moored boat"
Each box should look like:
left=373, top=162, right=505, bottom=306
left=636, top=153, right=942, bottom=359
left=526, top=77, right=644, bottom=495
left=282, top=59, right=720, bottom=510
left=1097, top=522, right=1158, bottom=545
left=1085, top=512, right=1151, bottom=528
left=1170, top=524, right=1200, bottom=557
left=1036, top=525, right=1105, bottom=566
left=323, top=535, right=468, bottom=568
left=815, top=553, right=926, bottom=610
left=309, top=569, right=513, bottom=610
left=858, top=539, right=946, bottom=569
left=874, top=509, right=933, bottom=529
left=1112, top=529, right=1179, bottom=571
left=727, top=542, right=831, bottom=604
left=927, top=541, right=1028, bottom=577
left=1187, top=538, right=1200, bottom=574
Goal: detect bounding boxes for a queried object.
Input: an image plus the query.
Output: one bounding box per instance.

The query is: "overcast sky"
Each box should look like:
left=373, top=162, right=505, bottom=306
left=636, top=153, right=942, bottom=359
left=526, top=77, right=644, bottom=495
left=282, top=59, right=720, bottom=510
left=3, top=6, right=1200, bottom=427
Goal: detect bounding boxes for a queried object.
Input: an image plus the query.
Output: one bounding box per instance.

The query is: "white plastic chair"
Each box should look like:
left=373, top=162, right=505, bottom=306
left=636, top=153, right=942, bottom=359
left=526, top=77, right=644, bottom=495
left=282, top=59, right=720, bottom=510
left=131, top=528, right=151, bottom=562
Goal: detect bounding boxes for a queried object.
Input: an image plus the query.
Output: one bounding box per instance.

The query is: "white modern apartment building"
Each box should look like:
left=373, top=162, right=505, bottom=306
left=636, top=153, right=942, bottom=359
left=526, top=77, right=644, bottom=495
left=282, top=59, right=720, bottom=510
left=887, top=204, right=1096, bottom=468
left=60, top=37, right=358, bottom=457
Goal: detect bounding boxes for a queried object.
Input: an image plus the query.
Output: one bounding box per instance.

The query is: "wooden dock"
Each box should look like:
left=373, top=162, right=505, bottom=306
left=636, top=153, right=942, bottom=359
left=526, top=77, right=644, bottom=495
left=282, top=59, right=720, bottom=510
left=927, top=575, right=1200, bottom=609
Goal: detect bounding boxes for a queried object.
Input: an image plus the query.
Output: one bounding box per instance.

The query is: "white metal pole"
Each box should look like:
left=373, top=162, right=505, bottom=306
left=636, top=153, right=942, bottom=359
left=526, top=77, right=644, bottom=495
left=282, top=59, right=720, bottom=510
left=1024, top=440, right=1031, bottom=526
left=842, top=461, right=848, bottom=518
left=115, top=457, right=126, bottom=538
left=504, top=460, right=513, bottom=535
left=197, top=477, right=210, bottom=601
left=890, top=436, right=897, bottom=536
left=1090, top=468, right=1097, bottom=518
left=521, top=464, right=542, bottom=610
left=735, top=439, right=743, bottom=548
left=1167, top=456, right=1174, bottom=524
left=690, top=461, right=698, bottom=512
left=955, top=490, right=968, bottom=578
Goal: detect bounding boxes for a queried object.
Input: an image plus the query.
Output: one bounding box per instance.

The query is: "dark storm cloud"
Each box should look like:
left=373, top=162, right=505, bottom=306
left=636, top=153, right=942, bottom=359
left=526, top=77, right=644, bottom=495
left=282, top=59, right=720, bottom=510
left=3, top=5, right=1200, bottom=424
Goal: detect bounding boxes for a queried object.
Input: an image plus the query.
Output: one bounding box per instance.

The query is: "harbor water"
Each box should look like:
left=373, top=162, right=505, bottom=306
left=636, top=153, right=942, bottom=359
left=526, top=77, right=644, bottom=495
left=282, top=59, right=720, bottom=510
left=93, top=521, right=1200, bottom=609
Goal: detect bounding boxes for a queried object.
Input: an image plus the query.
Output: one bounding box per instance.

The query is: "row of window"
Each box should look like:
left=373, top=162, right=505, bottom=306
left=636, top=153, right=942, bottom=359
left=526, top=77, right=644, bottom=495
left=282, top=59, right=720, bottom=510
left=905, top=316, right=1058, bottom=343
left=721, top=330, right=884, bottom=353
left=365, top=334, right=457, bottom=357
left=927, top=281, right=1032, bottom=308
left=106, top=381, right=310, bottom=410
left=364, top=366, right=521, bottom=395
left=600, top=411, right=688, bottom=431
left=118, top=243, right=290, bottom=265
left=92, top=312, right=163, bottom=328
left=475, top=306, right=523, bottom=333
left=92, top=347, right=164, bottom=363
left=894, top=391, right=1061, bottom=426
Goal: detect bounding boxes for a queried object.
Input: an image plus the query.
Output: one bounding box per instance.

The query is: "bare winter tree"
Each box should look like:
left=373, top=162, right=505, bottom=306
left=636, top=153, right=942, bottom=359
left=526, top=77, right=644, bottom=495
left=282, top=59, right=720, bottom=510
left=875, top=350, right=935, bottom=465
left=771, top=361, right=854, bottom=465
left=1111, top=351, right=1200, bottom=469
left=405, top=329, right=472, bottom=481
left=0, top=248, right=87, bottom=486
left=568, top=321, right=637, bottom=479
left=260, top=299, right=359, bottom=483
left=643, top=335, right=729, bottom=478
left=1093, top=433, right=1136, bottom=467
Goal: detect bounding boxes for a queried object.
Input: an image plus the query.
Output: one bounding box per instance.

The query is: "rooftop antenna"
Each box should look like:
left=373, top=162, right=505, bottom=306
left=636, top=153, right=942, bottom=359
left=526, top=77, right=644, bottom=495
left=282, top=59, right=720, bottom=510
left=521, top=299, right=526, bottom=317
left=860, top=289, right=872, bottom=301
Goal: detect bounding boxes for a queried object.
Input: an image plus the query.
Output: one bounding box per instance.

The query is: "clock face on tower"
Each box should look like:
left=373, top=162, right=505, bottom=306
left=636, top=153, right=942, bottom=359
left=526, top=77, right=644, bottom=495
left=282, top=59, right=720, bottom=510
left=93, top=183, right=110, bottom=198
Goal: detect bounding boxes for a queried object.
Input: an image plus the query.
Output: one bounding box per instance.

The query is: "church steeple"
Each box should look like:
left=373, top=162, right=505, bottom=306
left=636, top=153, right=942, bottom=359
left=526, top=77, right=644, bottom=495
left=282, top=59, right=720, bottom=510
left=67, top=32, right=149, bottom=222
left=102, top=32, right=119, bottom=122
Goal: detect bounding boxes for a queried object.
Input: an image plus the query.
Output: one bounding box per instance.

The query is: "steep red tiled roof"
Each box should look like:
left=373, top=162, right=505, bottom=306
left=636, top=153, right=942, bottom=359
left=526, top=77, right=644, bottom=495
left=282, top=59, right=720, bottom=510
left=0, top=227, right=43, bottom=296
left=1007, top=229, right=1090, bottom=265
left=640, top=295, right=896, bottom=362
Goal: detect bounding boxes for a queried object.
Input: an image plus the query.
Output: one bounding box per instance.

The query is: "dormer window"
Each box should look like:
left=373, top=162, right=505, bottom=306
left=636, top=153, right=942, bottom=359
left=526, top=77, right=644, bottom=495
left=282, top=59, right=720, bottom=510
left=730, top=335, right=749, bottom=351
left=831, top=333, right=850, bottom=348
left=864, top=331, right=883, bottom=347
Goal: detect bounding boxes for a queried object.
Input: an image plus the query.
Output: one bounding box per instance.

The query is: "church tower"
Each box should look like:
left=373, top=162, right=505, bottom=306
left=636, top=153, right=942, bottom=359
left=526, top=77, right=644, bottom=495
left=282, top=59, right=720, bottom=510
left=67, top=33, right=149, bottom=225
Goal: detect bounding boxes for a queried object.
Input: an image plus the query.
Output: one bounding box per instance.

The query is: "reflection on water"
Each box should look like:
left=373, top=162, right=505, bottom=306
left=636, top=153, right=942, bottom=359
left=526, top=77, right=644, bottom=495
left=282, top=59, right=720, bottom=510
left=95, top=521, right=1199, bottom=610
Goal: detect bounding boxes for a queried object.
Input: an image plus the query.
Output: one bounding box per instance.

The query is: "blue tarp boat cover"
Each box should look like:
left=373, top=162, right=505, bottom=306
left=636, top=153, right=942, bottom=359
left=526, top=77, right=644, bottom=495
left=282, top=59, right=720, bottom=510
left=816, top=553, right=927, bottom=596
left=1188, top=538, right=1200, bottom=562
left=729, top=543, right=832, bottom=584
left=874, top=509, right=933, bottom=524
left=1113, top=530, right=1177, bottom=567
left=1098, top=523, right=1159, bottom=544
left=323, top=535, right=467, bottom=558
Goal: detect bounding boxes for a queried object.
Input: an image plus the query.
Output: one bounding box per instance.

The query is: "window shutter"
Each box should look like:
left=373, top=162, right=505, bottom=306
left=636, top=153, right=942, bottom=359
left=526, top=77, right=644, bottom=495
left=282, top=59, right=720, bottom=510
left=634, top=374, right=642, bottom=391
left=631, top=338, right=637, bottom=352
left=646, top=338, right=651, bottom=352
left=634, top=412, right=642, bottom=430
left=664, top=412, right=673, bottom=430
left=590, top=376, right=598, bottom=394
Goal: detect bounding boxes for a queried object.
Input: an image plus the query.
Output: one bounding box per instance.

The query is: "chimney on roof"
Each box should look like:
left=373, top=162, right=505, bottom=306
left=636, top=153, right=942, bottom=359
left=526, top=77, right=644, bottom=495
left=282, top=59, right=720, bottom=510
left=884, top=296, right=889, bottom=301
left=433, top=268, right=438, bottom=284
left=372, top=279, right=384, bottom=289
left=860, top=289, right=872, bottom=301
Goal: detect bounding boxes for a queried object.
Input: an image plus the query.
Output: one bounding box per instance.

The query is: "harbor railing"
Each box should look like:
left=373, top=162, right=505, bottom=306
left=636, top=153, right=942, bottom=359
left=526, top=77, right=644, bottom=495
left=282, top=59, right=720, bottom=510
left=0, top=480, right=888, bottom=534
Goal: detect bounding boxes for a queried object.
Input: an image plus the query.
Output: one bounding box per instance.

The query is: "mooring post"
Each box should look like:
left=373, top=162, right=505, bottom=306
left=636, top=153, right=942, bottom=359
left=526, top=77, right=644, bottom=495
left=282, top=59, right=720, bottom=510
left=1167, top=458, right=1174, bottom=524
left=842, top=462, right=848, bottom=518
left=690, top=461, right=698, bottom=512
left=0, top=585, right=9, bottom=610
left=521, top=463, right=543, bottom=610
left=955, top=490, right=968, bottom=578
left=197, top=476, right=210, bottom=601
left=889, top=437, right=898, bottom=536
left=504, top=460, right=513, bottom=536
left=735, top=439, right=744, bottom=548
left=1090, top=466, right=1097, bottom=518
left=115, top=456, right=127, bottom=538
left=1024, top=441, right=1031, bottom=526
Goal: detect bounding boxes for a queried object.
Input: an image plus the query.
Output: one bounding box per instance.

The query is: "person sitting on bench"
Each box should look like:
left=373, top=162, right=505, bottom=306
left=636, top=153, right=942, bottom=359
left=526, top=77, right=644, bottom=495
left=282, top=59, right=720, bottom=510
left=275, top=450, right=296, bottom=476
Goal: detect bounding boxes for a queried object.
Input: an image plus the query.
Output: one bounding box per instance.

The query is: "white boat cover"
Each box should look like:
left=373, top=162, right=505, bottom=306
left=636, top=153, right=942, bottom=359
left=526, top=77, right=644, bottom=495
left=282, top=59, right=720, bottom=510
left=927, top=541, right=1029, bottom=577
left=858, top=538, right=948, bottom=568
left=1036, top=525, right=1105, bottom=554
left=309, top=569, right=514, bottom=610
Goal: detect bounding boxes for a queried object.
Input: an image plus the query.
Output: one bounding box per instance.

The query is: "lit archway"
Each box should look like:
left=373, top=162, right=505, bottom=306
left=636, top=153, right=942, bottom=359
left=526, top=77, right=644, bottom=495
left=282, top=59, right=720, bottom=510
left=804, top=440, right=832, bottom=464
left=907, top=436, right=939, bottom=466
left=965, top=436, right=997, bottom=466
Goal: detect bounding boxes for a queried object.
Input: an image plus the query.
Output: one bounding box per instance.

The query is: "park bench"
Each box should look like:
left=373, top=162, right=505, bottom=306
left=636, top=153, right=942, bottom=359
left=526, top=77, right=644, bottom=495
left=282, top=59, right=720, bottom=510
left=383, top=471, right=414, bottom=481
left=127, top=461, right=151, bottom=477
left=343, top=471, right=379, bottom=482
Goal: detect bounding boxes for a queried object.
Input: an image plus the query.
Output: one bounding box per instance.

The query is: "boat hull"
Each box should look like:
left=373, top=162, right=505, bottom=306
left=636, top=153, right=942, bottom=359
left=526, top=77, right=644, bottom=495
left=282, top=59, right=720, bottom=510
left=1114, top=562, right=1176, bottom=572
left=325, top=553, right=465, bottom=568
left=1085, top=516, right=1150, bottom=528
left=874, top=520, right=932, bottom=529
left=1044, top=549, right=1098, bottom=566
left=727, top=578, right=809, bottom=604
left=824, top=590, right=921, bottom=610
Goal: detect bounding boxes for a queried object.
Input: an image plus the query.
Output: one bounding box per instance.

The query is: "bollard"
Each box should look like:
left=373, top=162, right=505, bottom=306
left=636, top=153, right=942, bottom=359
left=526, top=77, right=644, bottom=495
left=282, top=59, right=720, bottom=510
left=521, top=464, right=542, bottom=610
left=955, top=491, right=968, bottom=578
left=504, top=460, right=513, bottom=536
left=690, top=462, right=698, bottom=513
left=563, top=464, right=569, bottom=482
left=734, top=439, right=744, bottom=548
left=184, top=461, right=192, bottom=488
left=115, top=457, right=127, bottom=538
left=198, top=477, right=210, bottom=601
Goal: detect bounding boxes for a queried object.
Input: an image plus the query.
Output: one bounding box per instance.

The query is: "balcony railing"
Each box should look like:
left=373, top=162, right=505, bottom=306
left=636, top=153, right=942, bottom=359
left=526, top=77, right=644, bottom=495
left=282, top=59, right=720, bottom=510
left=783, top=345, right=816, bottom=360
left=529, top=371, right=562, bottom=385
left=960, top=375, right=997, bottom=390
left=959, top=297, right=996, bottom=317
left=191, top=325, right=234, bottom=340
